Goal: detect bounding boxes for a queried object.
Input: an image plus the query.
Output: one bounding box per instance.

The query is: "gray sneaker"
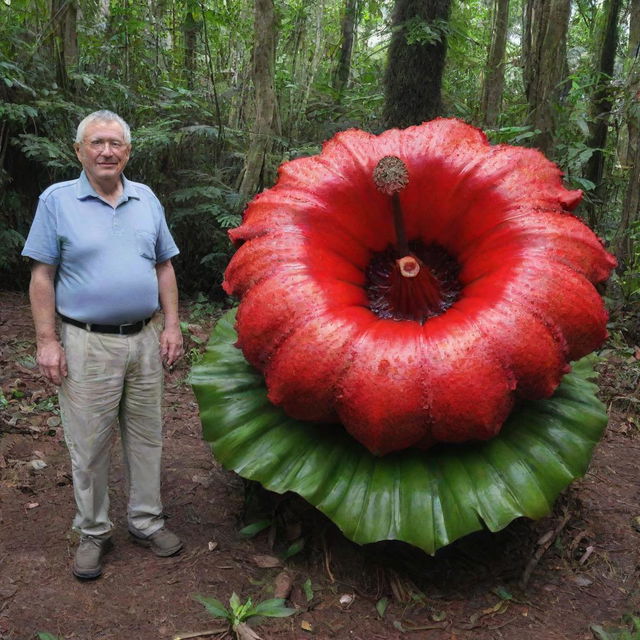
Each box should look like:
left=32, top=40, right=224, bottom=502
left=130, top=527, right=183, bottom=557
left=72, top=535, right=112, bottom=580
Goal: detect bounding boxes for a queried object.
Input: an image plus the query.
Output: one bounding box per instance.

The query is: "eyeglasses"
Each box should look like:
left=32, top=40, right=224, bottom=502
left=83, top=139, right=127, bottom=151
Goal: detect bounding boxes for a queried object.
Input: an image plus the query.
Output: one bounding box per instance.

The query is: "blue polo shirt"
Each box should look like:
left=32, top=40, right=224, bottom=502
left=22, top=172, right=179, bottom=325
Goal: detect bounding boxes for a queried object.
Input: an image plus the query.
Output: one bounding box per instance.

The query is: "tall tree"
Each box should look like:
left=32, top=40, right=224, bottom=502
left=238, top=0, right=278, bottom=201
left=293, top=0, right=326, bottom=138
left=183, top=1, right=200, bottom=90
left=333, top=0, right=359, bottom=99
left=616, top=0, right=640, bottom=266
left=522, top=0, right=571, bottom=155
left=583, top=0, right=624, bottom=227
left=383, top=0, right=453, bottom=128
left=481, top=0, right=510, bottom=127
left=50, top=0, right=78, bottom=90
left=624, top=0, right=640, bottom=167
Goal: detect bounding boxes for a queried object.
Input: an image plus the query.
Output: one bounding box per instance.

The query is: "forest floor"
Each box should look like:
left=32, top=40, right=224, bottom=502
left=1, top=289, right=639, bottom=640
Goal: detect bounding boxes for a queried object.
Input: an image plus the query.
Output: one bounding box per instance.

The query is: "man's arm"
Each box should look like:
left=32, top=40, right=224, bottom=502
left=156, top=259, right=183, bottom=367
left=29, top=261, right=67, bottom=385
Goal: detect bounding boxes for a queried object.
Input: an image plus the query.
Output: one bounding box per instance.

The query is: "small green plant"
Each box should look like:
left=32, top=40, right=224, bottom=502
left=187, top=292, right=220, bottom=324
left=35, top=395, right=59, bottom=413
left=591, top=615, right=640, bottom=640
left=184, top=345, right=205, bottom=368
left=192, top=592, right=296, bottom=639
left=37, top=633, right=63, bottom=640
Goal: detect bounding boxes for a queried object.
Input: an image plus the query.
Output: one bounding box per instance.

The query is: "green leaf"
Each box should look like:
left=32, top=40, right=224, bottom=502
left=238, top=519, right=273, bottom=538
left=229, top=592, right=242, bottom=613
left=249, top=598, right=297, bottom=618
left=37, top=634, right=61, bottom=640
left=191, top=309, right=608, bottom=555
left=590, top=625, right=612, bottom=640
left=493, top=586, right=513, bottom=600
left=282, top=538, right=305, bottom=560
left=303, top=578, right=314, bottom=602
left=376, top=597, right=389, bottom=618
left=194, top=594, right=230, bottom=620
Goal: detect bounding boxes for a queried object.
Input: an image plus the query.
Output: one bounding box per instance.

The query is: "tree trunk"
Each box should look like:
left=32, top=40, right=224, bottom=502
left=583, top=0, right=623, bottom=227
left=383, top=0, right=453, bottom=129
left=615, top=0, right=640, bottom=265
left=295, top=0, right=326, bottom=138
left=183, top=5, right=199, bottom=90
left=522, top=0, right=571, bottom=155
left=624, top=0, right=640, bottom=167
left=333, top=0, right=358, bottom=99
left=50, top=0, right=78, bottom=90
left=238, top=0, right=277, bottom=202
left=616, top=143, right=640, bottom=268
left=199, top=0, right=223, bottom=143
left=481, top=0, right=510, bottom=127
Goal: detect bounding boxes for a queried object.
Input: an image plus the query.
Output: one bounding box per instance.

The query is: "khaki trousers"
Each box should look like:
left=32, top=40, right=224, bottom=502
left=59, top=320, right=165, bottom=538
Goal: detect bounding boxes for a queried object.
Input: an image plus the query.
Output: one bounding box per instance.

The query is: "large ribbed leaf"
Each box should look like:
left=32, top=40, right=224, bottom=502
left=191, top=309, right=608, bottom=554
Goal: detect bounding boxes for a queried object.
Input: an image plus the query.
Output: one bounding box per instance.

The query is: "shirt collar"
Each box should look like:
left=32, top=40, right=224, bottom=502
left=75, top=171, right=141, bottom=202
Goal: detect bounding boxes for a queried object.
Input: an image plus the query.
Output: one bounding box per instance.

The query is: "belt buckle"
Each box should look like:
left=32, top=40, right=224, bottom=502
left=119, top=322, right=136, bottom=335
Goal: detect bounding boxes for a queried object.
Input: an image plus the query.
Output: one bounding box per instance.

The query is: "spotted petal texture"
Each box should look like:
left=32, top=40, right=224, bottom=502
left=224, top=119, right=615, bottom=456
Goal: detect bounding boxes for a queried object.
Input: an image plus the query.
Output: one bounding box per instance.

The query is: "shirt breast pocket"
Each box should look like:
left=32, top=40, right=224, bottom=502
left=135, top=230, right=157, bottom=261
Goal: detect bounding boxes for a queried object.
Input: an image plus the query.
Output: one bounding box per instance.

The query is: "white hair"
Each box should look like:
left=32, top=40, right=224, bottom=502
left=75, top=110, right=131, bottom=144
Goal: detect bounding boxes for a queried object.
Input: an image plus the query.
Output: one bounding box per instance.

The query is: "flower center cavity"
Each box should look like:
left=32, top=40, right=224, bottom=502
left=365, top=241, right=461, bottom=323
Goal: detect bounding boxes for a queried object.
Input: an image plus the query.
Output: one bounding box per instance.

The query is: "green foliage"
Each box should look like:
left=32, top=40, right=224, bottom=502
left=187, top=292, right=225, bottom=324
left=239, top=519, right=273, bottom=538
left=194, top=592, right=296, bottom=637
left=282, top=537, right=305, bottom=560
left=591, top=615, right=640, bottom=640
left=0, top=225, right=25, bottom=270
left=15, top=134, right=77, bottom=170
left=376, top=596, right=389, bottom=618
left=402, top=16, right=449, bottom=46
left=619, top=222, right=640, bottom=300
left=486, top=125, right=539, bottom=145
left=303, top=578, right=314, bottom=602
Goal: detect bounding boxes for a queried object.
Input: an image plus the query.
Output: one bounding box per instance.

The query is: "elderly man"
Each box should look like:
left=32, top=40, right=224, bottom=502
left=22, top=110, right=184, bottom=579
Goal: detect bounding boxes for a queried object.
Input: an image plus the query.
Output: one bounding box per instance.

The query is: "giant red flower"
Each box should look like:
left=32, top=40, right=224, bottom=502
left=223, top=119, right=616, bottom=456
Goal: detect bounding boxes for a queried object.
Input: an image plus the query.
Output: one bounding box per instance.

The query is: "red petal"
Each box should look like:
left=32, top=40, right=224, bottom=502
left=458, top=211, right=616, bottom=284
left=264, top=307, right=375, bottom=423
left=334, top=320, right=432, bottom=455
left=453, top=293, right=568, bottom=398
left=463, top=261, right=608, bottom=361
left=235, top=271, right=367, bottom=369
left=420, top=309, right=517, bottom=443
left=224, top=230, right=365, bottom=298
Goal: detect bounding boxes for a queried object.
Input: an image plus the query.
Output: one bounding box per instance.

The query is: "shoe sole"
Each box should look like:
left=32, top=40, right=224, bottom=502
left=129, top=533, right=183, bottom=557
left=72, top=566, right=103, bottom=580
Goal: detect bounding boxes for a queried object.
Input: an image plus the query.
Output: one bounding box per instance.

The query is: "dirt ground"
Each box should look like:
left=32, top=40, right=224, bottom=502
left=1, top=289, right=639, bottom=640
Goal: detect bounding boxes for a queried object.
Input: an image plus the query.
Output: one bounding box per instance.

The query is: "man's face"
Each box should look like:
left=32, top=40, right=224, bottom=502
left=74, top=120, right=131, bottom=186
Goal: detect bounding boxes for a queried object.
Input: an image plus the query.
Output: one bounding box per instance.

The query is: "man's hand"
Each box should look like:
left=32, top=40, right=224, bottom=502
left=37, top=338, right=67, bottom=385
left=160, top=325, right=184, bottom=368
